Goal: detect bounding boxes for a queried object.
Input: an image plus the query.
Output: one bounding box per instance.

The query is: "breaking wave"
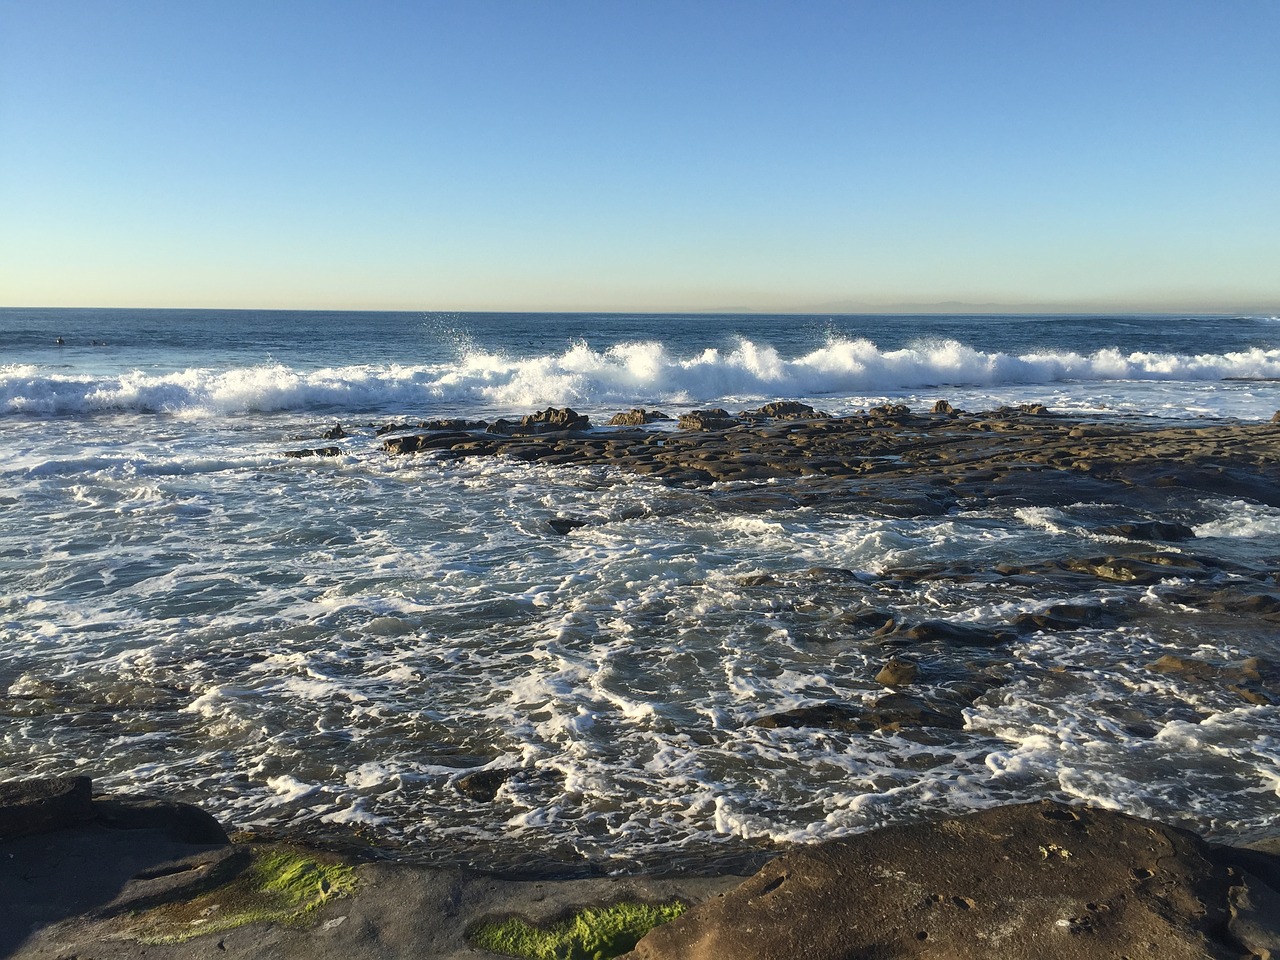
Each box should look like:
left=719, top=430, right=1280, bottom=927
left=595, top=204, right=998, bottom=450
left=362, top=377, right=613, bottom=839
left=5, top=337, right=1280, bottom=416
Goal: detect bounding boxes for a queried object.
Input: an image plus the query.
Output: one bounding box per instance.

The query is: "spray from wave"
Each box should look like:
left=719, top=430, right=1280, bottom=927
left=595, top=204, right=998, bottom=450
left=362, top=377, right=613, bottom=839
left=4, top=337, right=1280, bottom=416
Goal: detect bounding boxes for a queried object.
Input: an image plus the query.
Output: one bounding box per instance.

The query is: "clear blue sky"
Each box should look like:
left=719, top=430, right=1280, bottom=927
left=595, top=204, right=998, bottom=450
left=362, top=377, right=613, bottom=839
left=1, top=0, right=1276, bottom=312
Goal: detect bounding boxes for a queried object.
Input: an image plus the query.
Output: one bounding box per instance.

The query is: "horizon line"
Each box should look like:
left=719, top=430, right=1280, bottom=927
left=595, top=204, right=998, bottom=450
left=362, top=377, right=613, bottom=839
left=3, top=300, right=1278, bottom=316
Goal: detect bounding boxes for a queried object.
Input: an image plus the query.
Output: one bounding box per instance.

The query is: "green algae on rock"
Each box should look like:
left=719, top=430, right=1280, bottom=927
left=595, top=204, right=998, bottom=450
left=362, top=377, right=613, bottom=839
left=468, top=900, right=686, bottom=960
left=121, top=846, right=356, bottom=944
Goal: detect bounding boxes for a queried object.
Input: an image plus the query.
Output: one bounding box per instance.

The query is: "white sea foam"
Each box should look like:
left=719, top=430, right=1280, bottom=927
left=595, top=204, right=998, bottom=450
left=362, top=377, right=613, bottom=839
left=6, top=338, right=1280, bottom=418
left=5, top=328, right=1280, bottom=870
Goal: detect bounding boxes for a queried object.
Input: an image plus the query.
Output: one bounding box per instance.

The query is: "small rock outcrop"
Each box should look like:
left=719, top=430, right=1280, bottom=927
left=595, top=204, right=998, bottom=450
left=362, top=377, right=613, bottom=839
left=608, top=409, right=673, bottom=426
left=488, top=407, right=590, bottom=435
left=677, top=409, right=738, bottom=431
left=1098, top=521, right=1196, bottom=541
left=754, top=401, right=824, bottom=420
left=875, top=657, right=919, bottom=686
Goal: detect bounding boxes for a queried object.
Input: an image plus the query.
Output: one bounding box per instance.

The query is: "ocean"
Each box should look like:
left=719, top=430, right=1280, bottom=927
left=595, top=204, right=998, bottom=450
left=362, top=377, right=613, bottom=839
left=3, top=308, right=1279, bottom=875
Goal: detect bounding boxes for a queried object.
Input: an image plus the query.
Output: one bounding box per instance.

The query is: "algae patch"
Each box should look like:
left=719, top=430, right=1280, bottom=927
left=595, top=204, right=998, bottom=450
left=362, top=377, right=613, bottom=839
left=121, top=846, right=356, bottom=944
left=468, top=900, right=686, bottom=960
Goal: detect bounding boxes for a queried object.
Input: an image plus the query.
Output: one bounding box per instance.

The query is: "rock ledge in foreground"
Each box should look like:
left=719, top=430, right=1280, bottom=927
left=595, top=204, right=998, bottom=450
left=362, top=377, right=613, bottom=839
left=627, top=799, right=1278, bottom=960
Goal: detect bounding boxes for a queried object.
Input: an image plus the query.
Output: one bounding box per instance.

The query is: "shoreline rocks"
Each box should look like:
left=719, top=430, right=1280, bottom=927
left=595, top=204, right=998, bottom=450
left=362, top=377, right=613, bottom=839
left=375, top=403, right=1280, bottom=511
left=4, top=781, right=1278, bottom=960
left=628, top=800, right=1280, bottom=960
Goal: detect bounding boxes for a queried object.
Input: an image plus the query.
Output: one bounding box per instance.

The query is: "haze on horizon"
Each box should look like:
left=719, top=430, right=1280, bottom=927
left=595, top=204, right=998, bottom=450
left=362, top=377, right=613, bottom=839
left=1, top=1, right=1277, bottom=315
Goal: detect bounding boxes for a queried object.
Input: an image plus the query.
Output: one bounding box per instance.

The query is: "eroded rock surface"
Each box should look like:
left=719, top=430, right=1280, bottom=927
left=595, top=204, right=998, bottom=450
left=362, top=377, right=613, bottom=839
left=628, top=800, right=1278, bottom=960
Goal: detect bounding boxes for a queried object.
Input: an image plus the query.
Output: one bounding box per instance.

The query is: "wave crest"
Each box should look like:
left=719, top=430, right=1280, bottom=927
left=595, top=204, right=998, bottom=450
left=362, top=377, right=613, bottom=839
left=5, top=337, right=1280, bottom=416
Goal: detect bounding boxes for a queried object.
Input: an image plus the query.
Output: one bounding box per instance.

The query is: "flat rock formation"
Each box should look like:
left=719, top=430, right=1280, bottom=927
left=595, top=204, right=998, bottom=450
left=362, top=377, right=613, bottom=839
left=379, top=404, right=1280, bottom=509
left=628, top=800, right=1280, bottom=960
left=4, top=781, right=1278, bottom=960
left=1, top=777, right=735, bottom=960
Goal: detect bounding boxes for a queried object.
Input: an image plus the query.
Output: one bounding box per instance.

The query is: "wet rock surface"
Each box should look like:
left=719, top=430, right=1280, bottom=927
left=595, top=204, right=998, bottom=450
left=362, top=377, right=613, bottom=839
left=1, top=778, right=737, bottom=960
left=6, top=783, right=1278, bottom=960
left=378, top=405, right=1280, bottom=513
left=628, top=800, right=1280, bottom=960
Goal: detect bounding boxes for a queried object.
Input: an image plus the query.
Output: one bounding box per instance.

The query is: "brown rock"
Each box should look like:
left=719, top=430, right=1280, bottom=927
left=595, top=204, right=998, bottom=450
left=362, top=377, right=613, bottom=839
left=628, top=801, right=1253, bottom=960
left=756, top=401, right=823, bottom=420
left=488, top=407, right=590, bottom=435
left=677, top=409, right=738, bottom=430
left=875, top=658, right=919, bottom=686
left=608, top=408, right=672, bottom=426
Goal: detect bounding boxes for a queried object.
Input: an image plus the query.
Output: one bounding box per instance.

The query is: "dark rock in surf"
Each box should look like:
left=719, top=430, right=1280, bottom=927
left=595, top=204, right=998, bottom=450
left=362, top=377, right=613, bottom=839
left=1012, top=603, right=1110, bottom=633
left=321, top=423, right=347, bottom=440
left=1145, top=654, right=1274, bottom=704
left=454, top=768, right=520, bottom=802
left=752, top=702, right=869, bottom=732
left=283, top=446, right=341, bottom=458
left=548, top=517, right=588, bottom=535
left=677, top=409, right=738, bottom=431
left=488, top=407, right=590, bottom=436
left=383, top=431, right=477, bottom=455
left=931, top=399, right=956, bottom=415
left=892, top=620, right=1014, bottom=647
left=608, top=408, right=672, bottom=426
left=423, top=418, right=489, bottom=431
left=875, top=658, right=919, bottom=687
left=1098, top=521, right=1196, bottom=542
left=755, top=401, right=824, bottom=420
left=752, top=695, right=964, bottom=733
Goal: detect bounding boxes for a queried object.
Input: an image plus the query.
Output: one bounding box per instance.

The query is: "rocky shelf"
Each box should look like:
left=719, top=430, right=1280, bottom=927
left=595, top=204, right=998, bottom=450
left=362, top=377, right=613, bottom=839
left=3, top=777, right=1278, bottom=959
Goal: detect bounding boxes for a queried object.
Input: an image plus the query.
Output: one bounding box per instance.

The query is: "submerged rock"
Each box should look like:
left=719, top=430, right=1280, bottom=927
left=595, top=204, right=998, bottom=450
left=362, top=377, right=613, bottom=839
left=752, top=695, right=965, bottom=733
left=1098, top=520, right=1196, bottom=541
left=892, top=620, right=1015, bottom=647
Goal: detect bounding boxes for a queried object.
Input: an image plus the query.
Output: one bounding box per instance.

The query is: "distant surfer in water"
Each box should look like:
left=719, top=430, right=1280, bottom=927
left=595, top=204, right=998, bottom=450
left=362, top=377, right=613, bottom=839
left=55, top=337, right=65, bottom=345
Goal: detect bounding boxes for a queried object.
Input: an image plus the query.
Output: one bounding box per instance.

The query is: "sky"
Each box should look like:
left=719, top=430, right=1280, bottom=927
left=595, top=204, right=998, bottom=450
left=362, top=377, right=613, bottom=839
left=1, top=0, right=1277, bottom=313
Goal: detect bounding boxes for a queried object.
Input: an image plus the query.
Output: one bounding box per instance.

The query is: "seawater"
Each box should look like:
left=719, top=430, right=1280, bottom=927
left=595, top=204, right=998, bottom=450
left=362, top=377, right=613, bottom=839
left=2, top=309, right=1279, bottom=874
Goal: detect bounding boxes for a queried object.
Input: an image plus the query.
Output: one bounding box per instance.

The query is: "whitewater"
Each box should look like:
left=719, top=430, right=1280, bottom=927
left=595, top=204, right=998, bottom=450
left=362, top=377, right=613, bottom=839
left=2, top=308, right=1278, bottom=875
left=6, top=336, right=1280, bottom=420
